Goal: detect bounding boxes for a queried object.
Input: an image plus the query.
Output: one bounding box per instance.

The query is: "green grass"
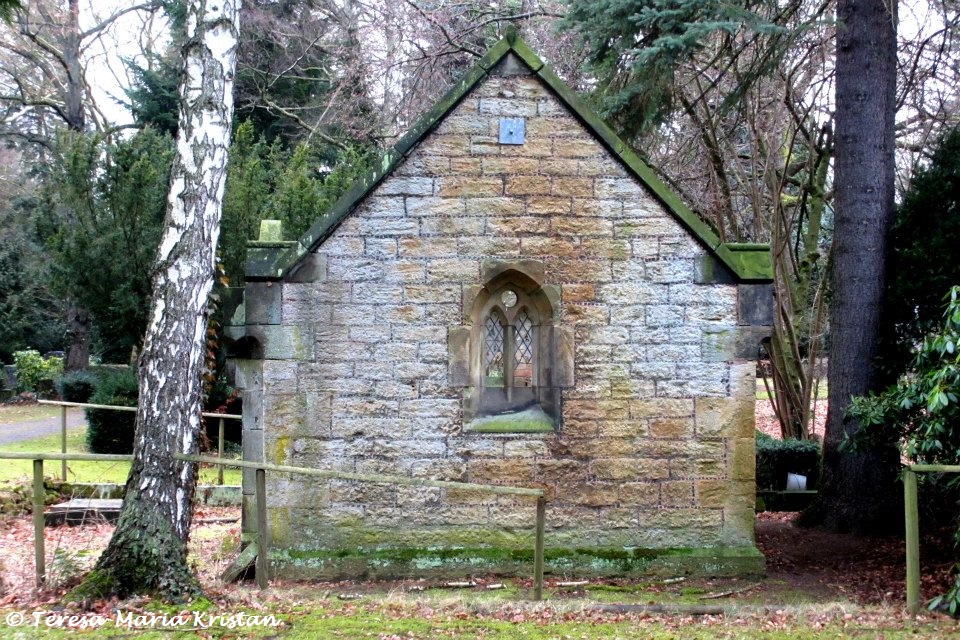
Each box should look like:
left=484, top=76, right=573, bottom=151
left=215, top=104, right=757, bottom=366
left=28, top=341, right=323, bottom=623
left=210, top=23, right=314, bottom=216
left=0, top=429, right=241, bottom=486
left=0, top=597, right=953, bottom=639
left=756, top=380, right=828, bottom=401
left=574, top=581, right=820, bottom=606
left=272, top=606, right=950, bottom=640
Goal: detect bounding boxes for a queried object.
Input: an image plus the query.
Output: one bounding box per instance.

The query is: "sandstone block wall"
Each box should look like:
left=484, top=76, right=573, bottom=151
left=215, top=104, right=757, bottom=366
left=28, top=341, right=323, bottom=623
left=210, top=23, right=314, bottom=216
left=237, top=56, right=762, bottom=566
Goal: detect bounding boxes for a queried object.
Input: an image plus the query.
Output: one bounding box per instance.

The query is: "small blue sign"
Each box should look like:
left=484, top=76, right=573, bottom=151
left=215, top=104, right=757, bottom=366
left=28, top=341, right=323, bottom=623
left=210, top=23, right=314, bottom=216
left=499, top=118, right=526, bottom=145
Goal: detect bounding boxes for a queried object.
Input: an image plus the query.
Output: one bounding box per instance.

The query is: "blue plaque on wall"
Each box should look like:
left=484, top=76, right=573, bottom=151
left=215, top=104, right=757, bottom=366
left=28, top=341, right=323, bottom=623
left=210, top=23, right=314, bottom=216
left=498, top=118, right=526, bottom=145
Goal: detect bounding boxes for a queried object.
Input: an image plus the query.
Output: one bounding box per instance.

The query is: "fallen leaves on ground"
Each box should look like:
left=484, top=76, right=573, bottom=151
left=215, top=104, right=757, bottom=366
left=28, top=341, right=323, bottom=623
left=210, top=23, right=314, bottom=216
left=756, top=511, right=957, bottom=606
left=0, top=506, right=955, bottom=638
left=0, top=506, right=239, bottom=601
left=755, top=397, right=827, bottom=440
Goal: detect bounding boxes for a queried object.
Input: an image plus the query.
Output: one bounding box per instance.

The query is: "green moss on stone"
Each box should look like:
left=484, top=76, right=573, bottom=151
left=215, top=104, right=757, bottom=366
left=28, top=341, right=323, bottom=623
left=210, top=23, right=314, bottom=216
left=273, top=436, right=290, bottom=463
left=505, top=31, right=544, bottom=71
left=245, top=243, right=300, bottom=279
left=258, top=219, right=283, bottom=242
left=267, top=544, right=765, bottom=581
left=466, top=407, right=554, bottom=433
left=719, top=243, right=773, bottom=281
left=476, top=37, right=512, bottom=71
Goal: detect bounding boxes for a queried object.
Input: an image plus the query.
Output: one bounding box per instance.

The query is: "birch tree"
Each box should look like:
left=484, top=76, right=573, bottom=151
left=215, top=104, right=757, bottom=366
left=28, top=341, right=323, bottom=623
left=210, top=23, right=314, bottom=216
left=75, top=0, right=240, bottom=599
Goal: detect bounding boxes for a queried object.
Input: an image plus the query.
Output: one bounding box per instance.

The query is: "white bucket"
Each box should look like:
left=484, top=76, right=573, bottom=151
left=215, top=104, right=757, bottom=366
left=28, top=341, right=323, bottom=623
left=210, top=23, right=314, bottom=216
left=786, top=473, right=807, bottom=491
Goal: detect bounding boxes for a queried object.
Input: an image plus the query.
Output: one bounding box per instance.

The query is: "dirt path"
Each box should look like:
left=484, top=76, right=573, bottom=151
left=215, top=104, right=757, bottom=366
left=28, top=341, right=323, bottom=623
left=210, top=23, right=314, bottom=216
left=0, top=408, right=85, bottom=445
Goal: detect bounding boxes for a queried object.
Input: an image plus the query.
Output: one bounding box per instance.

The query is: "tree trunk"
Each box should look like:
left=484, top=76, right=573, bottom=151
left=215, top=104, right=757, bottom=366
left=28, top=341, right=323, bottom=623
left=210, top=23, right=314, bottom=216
left=62, top=0, right=91, bottom=369
left=801, top=0, right=900, bottom=533
left=78, top=0, right=240, bottom=599
left=64, top=300, right=90, bottom=371
left=64, top=0, right=85, bottom=131
left=765, top=134, right=830, bottom=441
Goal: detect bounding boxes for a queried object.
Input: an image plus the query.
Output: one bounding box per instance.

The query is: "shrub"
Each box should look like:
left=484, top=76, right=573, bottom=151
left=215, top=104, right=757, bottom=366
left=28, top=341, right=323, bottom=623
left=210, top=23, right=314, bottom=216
left=85, top=368, right=138, bottom=454
left=755, top=431, right=821, bottom=491
left=13, top=350, right=64, bottom=392
left=850, top=286, right=960, bottom=465
left=56, top=370, right=98, bottom=403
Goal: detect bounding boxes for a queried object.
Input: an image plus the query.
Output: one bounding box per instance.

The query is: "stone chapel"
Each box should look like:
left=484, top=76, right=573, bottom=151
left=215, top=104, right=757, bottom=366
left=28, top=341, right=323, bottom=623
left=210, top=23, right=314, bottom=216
left=226, top=28, right=773, bottom=579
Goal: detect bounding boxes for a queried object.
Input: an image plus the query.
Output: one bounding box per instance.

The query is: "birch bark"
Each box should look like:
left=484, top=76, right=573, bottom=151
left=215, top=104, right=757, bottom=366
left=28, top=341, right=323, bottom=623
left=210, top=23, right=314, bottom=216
left=81, top=0, right=240, bottom=598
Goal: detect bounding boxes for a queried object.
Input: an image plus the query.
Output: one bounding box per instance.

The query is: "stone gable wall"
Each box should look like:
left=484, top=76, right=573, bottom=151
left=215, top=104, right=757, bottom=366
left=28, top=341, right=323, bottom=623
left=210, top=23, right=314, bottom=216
left=241, top=58, right=759, bottom=571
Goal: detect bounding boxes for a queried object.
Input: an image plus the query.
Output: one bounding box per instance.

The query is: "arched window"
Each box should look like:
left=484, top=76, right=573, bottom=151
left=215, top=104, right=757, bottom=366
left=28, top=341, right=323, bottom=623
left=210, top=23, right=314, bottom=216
left=514, top=309, right=534, bottom=387
left=484, top=310, right=506, bottom=387
left=471, top=278, right=553, bottom=424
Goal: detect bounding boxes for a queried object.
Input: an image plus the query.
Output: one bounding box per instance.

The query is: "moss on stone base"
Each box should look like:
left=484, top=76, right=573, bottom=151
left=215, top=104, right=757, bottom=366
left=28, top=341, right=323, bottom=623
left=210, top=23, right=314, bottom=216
left=267, top=545, right=765, bottom=581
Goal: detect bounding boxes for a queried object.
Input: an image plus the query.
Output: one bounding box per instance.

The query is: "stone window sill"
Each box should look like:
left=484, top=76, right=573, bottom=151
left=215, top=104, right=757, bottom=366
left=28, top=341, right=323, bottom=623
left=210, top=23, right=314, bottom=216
left=464, top=407, right=555, bottom=434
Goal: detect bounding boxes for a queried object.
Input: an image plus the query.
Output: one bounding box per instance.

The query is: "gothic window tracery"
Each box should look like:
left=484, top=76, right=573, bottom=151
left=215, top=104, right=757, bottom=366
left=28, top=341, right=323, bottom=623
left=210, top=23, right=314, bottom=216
left=479, top=288, right=539, bottom=404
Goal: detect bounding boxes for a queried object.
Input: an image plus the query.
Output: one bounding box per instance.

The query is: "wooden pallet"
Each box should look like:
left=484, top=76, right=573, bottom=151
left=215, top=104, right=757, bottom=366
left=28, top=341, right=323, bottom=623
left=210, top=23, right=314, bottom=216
left=44, top=498, right=122, bottom=526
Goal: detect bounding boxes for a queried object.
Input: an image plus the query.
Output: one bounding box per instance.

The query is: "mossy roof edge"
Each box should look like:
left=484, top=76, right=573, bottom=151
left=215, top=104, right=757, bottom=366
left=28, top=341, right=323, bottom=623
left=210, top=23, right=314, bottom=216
left=528, top=44, right=771, bottom=282
left=248, top=56, right=503, bottom=280
left=259, top=25, right=771, bottom=283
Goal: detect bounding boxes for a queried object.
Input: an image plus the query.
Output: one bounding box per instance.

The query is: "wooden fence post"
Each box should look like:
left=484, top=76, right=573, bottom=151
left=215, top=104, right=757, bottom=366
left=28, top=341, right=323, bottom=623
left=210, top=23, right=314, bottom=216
left=33, top=459, right=45, bottom=589
left=3, top=448, right=548, bottom=596
left=533, top=496, right=545, bottom=601
left=60, top=405, right=67, bottom=481
left=255, top=468, right=269, bottom=589
left=905, top=469, right=920, bottom=615
left=217, top=418, right=225, bottom=485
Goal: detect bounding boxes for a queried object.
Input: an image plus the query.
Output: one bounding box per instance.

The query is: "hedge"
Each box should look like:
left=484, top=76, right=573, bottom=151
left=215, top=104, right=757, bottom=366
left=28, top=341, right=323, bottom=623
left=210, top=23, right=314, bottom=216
left=56, top=370, right=98, bottom=403
left=85, top=368, right=138, bottom=454
left=755, top=431, right=821, bottom=491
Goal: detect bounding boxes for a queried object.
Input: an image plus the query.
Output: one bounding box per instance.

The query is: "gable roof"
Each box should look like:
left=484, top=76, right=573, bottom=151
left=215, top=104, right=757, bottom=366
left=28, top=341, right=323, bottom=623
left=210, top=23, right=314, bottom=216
left=246, top=27, right=772, bottom=283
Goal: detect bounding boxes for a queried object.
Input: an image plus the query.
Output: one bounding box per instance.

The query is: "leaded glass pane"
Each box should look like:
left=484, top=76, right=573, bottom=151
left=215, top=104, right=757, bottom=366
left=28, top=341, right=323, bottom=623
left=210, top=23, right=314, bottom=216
left=484, top=314, right=504, bottom=387
left=514, top=310, right=534, bottom=386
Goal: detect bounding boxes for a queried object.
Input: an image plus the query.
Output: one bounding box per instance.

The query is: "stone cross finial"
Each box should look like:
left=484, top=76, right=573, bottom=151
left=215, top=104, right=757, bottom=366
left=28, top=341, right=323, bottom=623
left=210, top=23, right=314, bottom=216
left=258, top=219, right=283, bottom=242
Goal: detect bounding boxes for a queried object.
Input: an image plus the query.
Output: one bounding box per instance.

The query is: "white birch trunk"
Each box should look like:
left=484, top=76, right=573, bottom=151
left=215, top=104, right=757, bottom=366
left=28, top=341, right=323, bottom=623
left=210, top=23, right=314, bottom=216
left=88, top=0, right=241, bottom=598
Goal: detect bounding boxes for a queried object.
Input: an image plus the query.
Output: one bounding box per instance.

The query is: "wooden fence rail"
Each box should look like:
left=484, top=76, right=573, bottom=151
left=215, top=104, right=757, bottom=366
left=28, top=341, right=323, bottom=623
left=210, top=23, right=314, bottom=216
left=903, top=464, right=960, bottom=615
left=0, top=452, right=547, bottom=599
left=37, top=400, right=241, bottom=484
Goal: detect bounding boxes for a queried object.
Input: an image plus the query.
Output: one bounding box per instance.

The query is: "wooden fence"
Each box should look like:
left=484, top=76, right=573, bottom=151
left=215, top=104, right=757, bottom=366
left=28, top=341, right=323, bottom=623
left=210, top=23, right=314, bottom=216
left=0, top=452, right=547, bottom=599
left=37, top=400, right=241, bottom=484
left=903, top=464, right=960, bottom=614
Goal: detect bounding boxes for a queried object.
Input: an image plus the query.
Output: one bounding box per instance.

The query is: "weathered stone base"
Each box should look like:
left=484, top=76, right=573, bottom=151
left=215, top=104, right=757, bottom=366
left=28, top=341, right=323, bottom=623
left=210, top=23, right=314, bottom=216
left=266, top=545, right=765, bottom=581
